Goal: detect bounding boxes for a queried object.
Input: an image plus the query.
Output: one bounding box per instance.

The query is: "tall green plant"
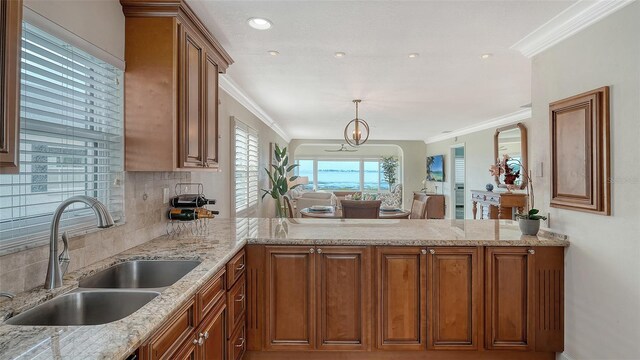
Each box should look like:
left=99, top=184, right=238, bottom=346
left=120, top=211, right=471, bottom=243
left=381, top=156, right=398, bottom=187
left=262, top=144, right=300, bottom=218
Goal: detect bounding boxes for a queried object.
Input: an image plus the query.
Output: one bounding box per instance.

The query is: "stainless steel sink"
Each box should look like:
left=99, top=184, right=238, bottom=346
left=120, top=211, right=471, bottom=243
left=5, top=291, right=159, bottom=326
left=78, top=260, right=201, bottom=289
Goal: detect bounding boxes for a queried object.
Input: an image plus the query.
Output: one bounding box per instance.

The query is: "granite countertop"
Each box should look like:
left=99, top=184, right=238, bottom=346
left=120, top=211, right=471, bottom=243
left=0, top=218, right=568, bottom=360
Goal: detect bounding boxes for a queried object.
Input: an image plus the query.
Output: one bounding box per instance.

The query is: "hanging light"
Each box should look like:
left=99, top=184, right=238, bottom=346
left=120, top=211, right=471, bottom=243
left=343, top=99, right=370, bottom=147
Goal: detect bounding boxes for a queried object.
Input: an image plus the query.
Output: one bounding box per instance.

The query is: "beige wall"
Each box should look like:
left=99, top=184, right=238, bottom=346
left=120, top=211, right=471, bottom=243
left=289, top=139, right=426, bottom=208
left=425, top=127, right=501, bottom=219
left=24, top=0, right=125, bottom=61
left=529, top=4, right=640, bottom=359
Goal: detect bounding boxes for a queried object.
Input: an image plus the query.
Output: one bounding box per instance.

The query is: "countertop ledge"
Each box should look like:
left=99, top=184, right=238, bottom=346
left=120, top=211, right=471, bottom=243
left=0, top=218, right=568, bottom=360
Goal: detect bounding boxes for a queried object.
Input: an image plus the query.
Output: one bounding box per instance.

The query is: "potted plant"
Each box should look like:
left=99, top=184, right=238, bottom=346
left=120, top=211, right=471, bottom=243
left=262, top=144, right=300, bottom=218
left=490, top=154, right=546, bottom=236
left=381, top=156, right=398, bottom=188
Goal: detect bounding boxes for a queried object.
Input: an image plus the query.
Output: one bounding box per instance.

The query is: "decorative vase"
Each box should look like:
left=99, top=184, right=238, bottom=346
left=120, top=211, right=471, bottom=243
left=485, top=183, right=494, bottom=192
left=519, top=218, right=540, bottom=236
left=273, top=196, right=286, bottom=218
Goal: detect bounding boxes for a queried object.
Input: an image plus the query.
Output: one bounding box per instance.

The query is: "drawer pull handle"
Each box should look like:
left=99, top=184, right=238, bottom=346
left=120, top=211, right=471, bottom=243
left=309, top=248, right=315, bottom=253
left=235, top=338, right=245, bottom=348
left=421, top=249, right=427, bottom=255
left=429, top=249, right=436, bottom=255
left=235, top=294, right=245, bottom=302
left=317, top=249, right=323, bottom=254
left=235, top=263, right=245, bottom=271
left=528, top=249, right=535, bottom=255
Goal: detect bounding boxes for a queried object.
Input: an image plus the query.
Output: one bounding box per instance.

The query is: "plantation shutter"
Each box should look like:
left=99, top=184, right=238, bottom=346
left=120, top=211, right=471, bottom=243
left=234, top=120, right=258, bottom=216
left=0, top=22, right=124, bottom=252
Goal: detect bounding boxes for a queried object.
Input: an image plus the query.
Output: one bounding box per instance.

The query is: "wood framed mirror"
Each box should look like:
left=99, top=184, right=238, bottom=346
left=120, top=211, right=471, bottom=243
left=494, top=123, right=528, bottom=190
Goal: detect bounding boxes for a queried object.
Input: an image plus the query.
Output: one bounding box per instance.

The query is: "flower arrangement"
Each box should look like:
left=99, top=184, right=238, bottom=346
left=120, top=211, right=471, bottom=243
left=489, top=154, right=546, bottom=234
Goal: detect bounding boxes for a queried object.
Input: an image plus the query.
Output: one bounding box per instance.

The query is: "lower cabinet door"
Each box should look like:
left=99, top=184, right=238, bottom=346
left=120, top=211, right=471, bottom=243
left=376, top=247, right=426, bottom=350
left=264, top=246, right=316, bottom=350
left=199, top=300, right=226, bottom=360
left=316, top=246, right=370, bottom=350
left=228, top=320, right=246, bottom=360
left=485, top=247, right=534, bottom=350
left=427, top=247, right=479, bottom=350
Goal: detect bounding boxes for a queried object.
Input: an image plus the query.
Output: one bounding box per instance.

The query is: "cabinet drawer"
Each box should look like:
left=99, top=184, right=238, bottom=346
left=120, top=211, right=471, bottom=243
left=227, top=274, right=246, bottom=335
left=198, top=267, right=226, bottom=320
left=226, top=249, right=246, bottom=289
left=144, top=297, right=196, bottom=360
left=228, top=319, right=246, bottom=360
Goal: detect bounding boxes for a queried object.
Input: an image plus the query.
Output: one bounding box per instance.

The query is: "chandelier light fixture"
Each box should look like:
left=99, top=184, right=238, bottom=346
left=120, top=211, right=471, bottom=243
left=343, top=99, right=370, bottom=147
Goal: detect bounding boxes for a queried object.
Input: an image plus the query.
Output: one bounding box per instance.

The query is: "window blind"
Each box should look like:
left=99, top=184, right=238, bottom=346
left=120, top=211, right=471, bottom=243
left=234, top=121, right=258, bottom=216
left=455, top=156, right=465, bottom=185
left=0, top=22, right=124, bottom=252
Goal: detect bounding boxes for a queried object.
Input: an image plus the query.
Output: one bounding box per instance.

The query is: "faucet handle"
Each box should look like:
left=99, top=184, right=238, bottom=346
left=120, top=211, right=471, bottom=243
left=0, top=292, right=15, bottom=300
left=59, top=232, right=71, bottom=276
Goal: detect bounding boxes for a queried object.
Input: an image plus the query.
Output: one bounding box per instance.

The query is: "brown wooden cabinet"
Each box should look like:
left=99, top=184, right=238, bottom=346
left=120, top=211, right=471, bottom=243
left=485, top=247, right=534, bottom=350
left=120, top=0, right=232, bottom=171
left=264, top=246, right=316, bottom=350
left=375, top=247, right=426, bottom=351
left=198, top=299, right=226, bottom=360
left=316, top=246, right=370, bottom=350
left=427, top=247, right=479, bottom=350
left=0, top=0, right=22, bottom=173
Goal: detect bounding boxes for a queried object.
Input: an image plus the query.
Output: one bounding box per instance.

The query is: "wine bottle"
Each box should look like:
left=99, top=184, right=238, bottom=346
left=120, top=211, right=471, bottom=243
left=168, top=208, right=197, bottom=221
left=170, top=195, right=216, bottom=208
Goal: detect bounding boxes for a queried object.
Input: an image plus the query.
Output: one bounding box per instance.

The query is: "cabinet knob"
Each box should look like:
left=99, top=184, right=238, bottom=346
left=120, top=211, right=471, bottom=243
left=429, top=249, right=436, bottom=255
left=528, top=249, right=535, bottom=255
left=317, top=248, right=323, bottom=254
left=203, top=331, right=209, bottom=340
left=421, top=249, right=427, bottom=255
left=309, top=248, right=315, bottom=253
left=192, top=338, right=199, bottom=345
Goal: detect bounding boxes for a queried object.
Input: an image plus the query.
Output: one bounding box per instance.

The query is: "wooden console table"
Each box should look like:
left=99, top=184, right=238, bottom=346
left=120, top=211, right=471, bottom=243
left=471, top=190, right=527, bottom=219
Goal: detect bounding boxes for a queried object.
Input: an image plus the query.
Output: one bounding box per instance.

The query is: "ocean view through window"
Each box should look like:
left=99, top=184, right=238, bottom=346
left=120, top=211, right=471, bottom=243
left=295, top=159, right=394, bottom=191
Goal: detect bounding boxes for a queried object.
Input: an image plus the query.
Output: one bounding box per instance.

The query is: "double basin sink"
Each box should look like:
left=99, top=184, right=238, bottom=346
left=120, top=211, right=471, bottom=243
left=6, top=260, right=201, bottom=326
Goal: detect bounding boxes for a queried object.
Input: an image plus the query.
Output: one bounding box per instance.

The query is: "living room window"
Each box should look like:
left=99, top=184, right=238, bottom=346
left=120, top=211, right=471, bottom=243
left=295, top=158, right=398, bottom=192
left=234, top=120, right=259, bottom=216
left=0, top=21, right=124, bottom=253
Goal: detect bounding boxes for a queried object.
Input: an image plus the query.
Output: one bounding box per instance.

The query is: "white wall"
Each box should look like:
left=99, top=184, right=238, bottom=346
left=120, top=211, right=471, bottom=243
left=529, top=3, right=640, bottom=359
left=289, top=139, right=426, bottom=208
left=425, top=127, right=502, bottom=219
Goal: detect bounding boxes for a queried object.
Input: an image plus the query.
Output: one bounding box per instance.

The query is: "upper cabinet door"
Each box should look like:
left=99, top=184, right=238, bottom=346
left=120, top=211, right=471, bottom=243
left=375, top=247, right=426, bottom=350
left=316, top=246, right=370, bottom=351
left=485, top=247, right=535, bottom=351
left=0, top=0, right=22, bottom=173
left=180, top=29, right=204, bottom=168
left=264, top=246, right=316, bottom=351
left=203, top=53, right=218, bottom=168
left=427, top=247, right=479, bottom=350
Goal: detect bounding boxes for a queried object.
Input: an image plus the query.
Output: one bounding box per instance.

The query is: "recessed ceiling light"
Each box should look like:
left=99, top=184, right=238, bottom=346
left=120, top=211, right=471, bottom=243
left=481, top=53, right=492, bottom=59
left=248, top=17, right=272, bottom=30
left=334, top=52, right=346, bottom=58
left=408, top=53, right=419, bottom=58
left=267, top=50, right=279, bottom=56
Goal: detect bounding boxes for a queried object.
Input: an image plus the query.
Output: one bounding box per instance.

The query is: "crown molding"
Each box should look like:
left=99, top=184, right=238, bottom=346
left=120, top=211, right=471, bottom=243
left=219, top=75, right=290, bottom=142
left=425, top=109, right=531, bottom=144
left=511, top=0, right=635, bottom=58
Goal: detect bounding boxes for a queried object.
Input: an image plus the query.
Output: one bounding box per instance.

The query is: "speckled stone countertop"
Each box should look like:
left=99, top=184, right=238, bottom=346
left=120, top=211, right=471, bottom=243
left=0, top=218, right=568, bottom=360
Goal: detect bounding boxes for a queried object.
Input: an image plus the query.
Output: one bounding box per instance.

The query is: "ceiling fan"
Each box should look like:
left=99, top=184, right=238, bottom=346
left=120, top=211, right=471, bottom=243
left=324, top=144, right=358, bottom=153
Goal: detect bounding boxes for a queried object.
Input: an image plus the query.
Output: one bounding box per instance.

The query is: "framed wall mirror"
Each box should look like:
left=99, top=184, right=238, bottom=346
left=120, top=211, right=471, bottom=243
left=494, top=123, right=528, bottom=190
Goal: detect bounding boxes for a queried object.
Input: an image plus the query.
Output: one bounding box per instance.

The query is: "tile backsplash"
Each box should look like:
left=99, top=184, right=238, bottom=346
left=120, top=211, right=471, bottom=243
left=0, top=171, right=191, bottom=294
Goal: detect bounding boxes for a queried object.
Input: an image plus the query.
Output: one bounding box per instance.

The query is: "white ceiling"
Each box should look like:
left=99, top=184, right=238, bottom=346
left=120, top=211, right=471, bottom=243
left=188, top=0, right=575, bottom=141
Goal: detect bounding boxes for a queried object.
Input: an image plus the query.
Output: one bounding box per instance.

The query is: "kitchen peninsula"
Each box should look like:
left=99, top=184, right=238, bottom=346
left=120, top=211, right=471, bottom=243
left=0, top=219, right=567, bottom=360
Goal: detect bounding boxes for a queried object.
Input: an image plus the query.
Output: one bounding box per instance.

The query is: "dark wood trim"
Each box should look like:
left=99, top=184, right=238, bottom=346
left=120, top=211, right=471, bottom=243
left=0, top=0, right=22, bottom=173
left=533, top=247, right=564, bottom=352
left=246, top=245, right=265, bottom=351
left=493, top=122, right=528, bottom=190
left=549, top=86, right=610, bottom=215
